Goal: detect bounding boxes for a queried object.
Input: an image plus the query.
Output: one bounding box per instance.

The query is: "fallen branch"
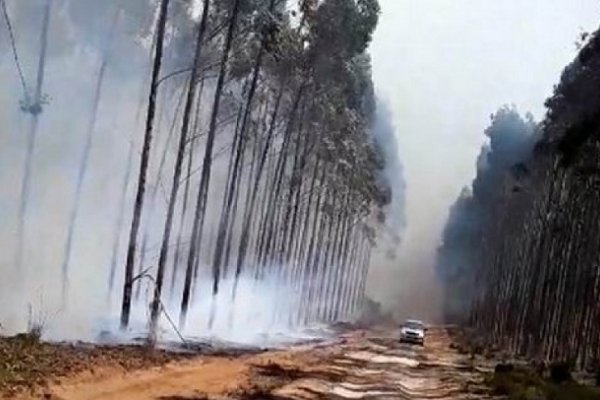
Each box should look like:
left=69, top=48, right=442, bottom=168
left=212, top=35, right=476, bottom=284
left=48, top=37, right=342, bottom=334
left=132, top=271, right=187, bottom=346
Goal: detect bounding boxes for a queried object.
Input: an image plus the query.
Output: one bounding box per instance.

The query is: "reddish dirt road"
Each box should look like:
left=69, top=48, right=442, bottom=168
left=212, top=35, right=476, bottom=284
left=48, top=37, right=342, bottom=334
left=17, top=328, right=495, bottom=399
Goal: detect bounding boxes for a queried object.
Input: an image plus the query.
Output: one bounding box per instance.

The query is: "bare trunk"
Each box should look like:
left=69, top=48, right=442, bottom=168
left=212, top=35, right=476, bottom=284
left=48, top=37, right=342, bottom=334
left=231, top=83, right=285, bottom=296
left=170, top=79, right=205, bottom=298
left=108, top=140, right=135, bottom=298
left=256, top=85, right=305, bottom=271
left=149, top=6, right=210, bottom=338
left=210, top=15, right=271, bottom=289
left=62, top=9, right=120, bottom=304
left=120, top=0, right=170, bottom=330
left=180, top=0, right=241, bottom=329
left=135, top=85, right=187, bottom=301
left=16, top=0, right=53, bottom=272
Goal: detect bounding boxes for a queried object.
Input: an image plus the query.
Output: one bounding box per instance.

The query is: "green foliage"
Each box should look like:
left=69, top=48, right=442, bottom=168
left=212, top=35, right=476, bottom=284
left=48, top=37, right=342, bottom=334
left=311, top=0, right=379, bottom=57
left=307, top=0, right=380, bottom=83
left=354, top=0, right=380, bottom=53
left=556, top=112, right=600, bottom=167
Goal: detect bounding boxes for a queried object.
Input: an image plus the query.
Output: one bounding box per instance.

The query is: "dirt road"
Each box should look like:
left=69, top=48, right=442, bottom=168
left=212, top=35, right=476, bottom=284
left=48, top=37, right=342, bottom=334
left=38, top=328, right=494, bottom=399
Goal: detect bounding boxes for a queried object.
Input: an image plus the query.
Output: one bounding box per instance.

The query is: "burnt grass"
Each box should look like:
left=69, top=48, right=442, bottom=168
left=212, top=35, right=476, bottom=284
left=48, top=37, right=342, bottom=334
left=0, top=332, right=194, bottom=397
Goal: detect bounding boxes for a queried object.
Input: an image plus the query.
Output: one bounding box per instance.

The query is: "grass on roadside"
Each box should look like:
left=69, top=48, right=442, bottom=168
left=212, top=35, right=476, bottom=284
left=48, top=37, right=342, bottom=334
left=487, top=365, right=600, bottom=400
left=0, top=331, right=191, bottom=397
left=0, top=331, right=51, bottom=394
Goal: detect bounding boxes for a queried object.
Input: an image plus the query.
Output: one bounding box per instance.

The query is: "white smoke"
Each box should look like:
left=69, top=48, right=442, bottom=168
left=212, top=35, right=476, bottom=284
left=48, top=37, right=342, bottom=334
left=0, top=1, right=361, bottom=346
left=1, top=271, right=332, bottom=347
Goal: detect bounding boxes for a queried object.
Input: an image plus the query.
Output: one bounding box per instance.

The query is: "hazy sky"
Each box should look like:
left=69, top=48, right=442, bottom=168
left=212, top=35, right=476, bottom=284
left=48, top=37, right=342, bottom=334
left=368, top=0, right=600, bottom=315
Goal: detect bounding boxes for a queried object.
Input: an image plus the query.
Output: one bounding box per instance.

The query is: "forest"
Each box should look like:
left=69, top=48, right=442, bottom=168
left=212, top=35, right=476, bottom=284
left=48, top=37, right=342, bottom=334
left=5, top=1, right=600, bottom=398
left=437, top=25, right=600, bottom=370
left=0, top=0, right=404, bottom=343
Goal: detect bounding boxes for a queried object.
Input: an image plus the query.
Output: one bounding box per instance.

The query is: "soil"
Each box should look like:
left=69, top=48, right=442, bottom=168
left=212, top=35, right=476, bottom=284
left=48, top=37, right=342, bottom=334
left=1, top=328, right=498, bottom=399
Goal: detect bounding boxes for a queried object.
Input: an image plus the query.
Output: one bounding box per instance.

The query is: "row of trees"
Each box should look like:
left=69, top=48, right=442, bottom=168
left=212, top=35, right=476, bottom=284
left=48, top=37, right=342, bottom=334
left=436, top=106, right=537, bottom=320
left=2, top=0, right=391, bottom=338
left=437, top=27, right=600, bottom=370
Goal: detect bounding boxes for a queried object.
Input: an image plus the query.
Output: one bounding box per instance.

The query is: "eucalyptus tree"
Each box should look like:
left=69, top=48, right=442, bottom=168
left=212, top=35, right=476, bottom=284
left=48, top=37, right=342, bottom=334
left=148, top=0, right=211, bottom=337
left=16, top=0, right=53, bottom=272
left=180, top=0, right=243, bottom=328
left=109, top=0, right=390, bottom=335
left=120, top=0, right=171, bottom=330
left=61, top=7, right=121, bottom=304
left=437, top=29, right=600, bottom=370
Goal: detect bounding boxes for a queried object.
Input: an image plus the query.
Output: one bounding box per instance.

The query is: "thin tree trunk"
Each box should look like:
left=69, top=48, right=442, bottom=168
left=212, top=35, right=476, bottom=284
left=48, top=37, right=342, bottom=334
left=16, top=0, right=53, bottom=272
left=108, top=140, right=135, bottom=298
left=170, top=79, right=205, bottom=298
left=135, top=84, right=187, bottom=301
left=231, top=83, right=285, bottom=297
left=256, top=85, right=305, bottom=271
left=120, top=0, right=171, bottom=330
left=210, top=0, right=275, bottom=290
left=180, top=0, right=242, bottom=329
left=149, top=6, right=210, bottom=338
left=62, top=9, right=120, bottom=304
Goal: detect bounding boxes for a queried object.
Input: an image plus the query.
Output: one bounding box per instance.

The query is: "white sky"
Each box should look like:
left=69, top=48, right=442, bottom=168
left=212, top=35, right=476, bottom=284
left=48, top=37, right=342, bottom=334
left=368, top=0, right=600, bottom=315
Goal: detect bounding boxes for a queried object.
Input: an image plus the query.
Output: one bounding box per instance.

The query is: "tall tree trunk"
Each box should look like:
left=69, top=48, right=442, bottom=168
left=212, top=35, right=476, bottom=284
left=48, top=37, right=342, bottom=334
left=180, top=0, right=242, bottom=329
left=298, top=167, right=326, bottom=324
left=230, top=82, right=285, bottom=297
left=62, top=9, right=120, bottom=304
left=108, top=140, right=135, bottom=299
left=277, top=102, right=309, bottom=271
left=325, top=206, right=349, bottom=322
left=135, top=85, right=187, bottom=301
left=16, top=0, right=53, bottom=272
left=170, top=79, right=205, bottom=298
left=209, top=0, right=275, bottom=290
left=149, top=6, right=210, bottom=338
left=256, top=85, right=305, bottom=270
left=120, top=0, right=171, bottom=330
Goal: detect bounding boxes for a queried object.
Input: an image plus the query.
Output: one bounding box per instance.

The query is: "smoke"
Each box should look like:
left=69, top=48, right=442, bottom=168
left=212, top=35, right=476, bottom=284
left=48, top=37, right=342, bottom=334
left=0, top=0, right=364, bottom=344
left=15, top=272, right=331, bottom=346
left=372, top=99, right=406, bottom=238
left=0, top=0, right=204, bottom=336
left=0, top=0, right=150, bottom=338
left=179, top=273, right=332, bottom=346
left=435, top=106, right=536, bottom=320
left=365, top=98, right=408, bottom=315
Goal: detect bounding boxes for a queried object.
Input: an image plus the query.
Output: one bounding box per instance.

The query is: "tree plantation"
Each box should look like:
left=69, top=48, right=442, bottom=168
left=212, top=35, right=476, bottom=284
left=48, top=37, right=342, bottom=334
left=437, top=28, right=600, bottom=370
left=6, top=1, right=600, bottom=393
left=0, top=0, right=403, bottom=342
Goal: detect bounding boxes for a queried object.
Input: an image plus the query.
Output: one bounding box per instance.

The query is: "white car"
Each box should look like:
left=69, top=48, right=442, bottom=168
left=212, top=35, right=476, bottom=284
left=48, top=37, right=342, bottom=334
left=399, top=319, right=426, bottom=346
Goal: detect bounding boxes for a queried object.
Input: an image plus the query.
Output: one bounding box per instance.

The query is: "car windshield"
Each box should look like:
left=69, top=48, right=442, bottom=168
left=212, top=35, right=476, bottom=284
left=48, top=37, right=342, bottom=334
left=404, top=321, right=424, bottom=330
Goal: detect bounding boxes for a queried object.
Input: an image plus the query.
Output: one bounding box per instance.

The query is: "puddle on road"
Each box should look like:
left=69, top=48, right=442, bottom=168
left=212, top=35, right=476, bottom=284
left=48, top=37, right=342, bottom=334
left=363, top=342, right=390, bottom=352
left=355, top=368, right=384, bottom=375
left=273, top=333, right=489, bottom=400
left=335, top=358, right=358, bottom=365
left=331, top=386, right=397, bottom=399
left=395, top=375, right=440, bottom=391
left=346, top=351, right=420, bottom=367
